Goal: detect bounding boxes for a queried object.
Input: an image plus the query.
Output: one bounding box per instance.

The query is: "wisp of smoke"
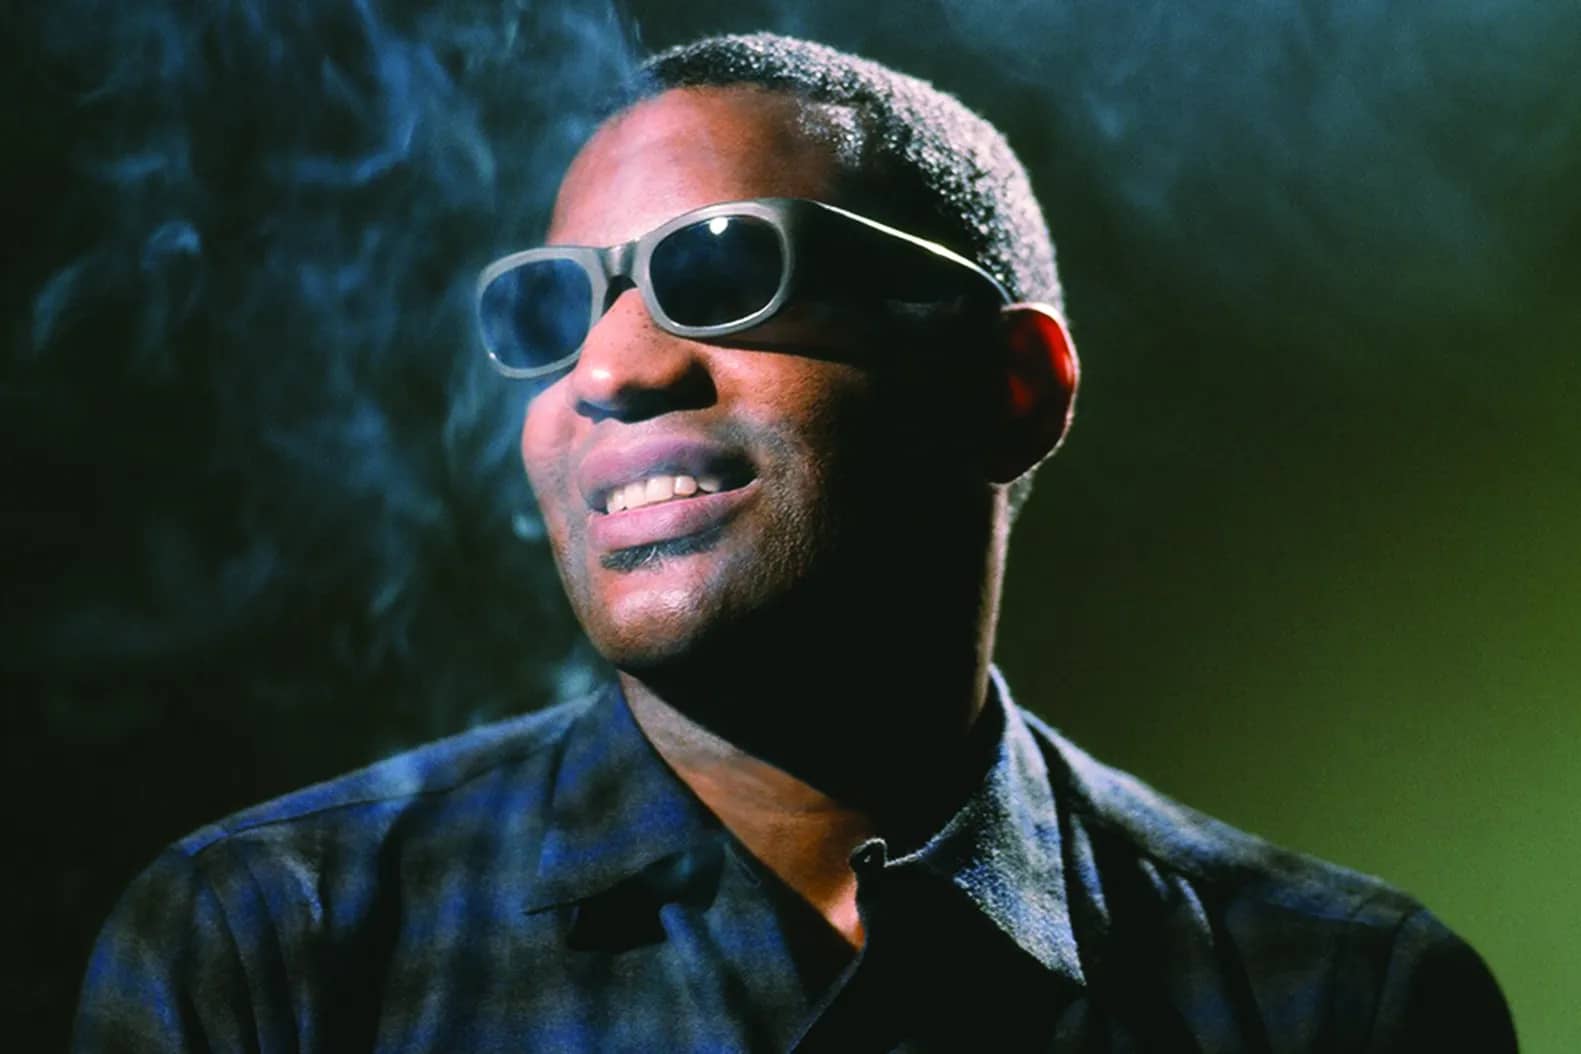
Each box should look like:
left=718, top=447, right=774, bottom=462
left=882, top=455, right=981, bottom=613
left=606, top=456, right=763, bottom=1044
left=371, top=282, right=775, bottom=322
left=4, top=0, right=644, bottom=735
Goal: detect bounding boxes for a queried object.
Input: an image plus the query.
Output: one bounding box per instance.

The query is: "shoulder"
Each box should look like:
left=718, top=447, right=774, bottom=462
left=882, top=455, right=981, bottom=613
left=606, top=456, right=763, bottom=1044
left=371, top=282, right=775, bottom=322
left=1018, top=708, right=1517, bottom=1050
left=178, top=691, right=591, bottom=858
left=1022, top=707, right=1411, bottom=924
left=74, top=690, right=601, bottom=1052
left=153, top=688, right=605, bottom=934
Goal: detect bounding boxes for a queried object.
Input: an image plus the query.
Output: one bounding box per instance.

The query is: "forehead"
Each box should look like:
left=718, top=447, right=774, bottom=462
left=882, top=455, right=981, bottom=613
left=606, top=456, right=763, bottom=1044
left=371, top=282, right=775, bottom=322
left=548, top=86, right=847, bottom=246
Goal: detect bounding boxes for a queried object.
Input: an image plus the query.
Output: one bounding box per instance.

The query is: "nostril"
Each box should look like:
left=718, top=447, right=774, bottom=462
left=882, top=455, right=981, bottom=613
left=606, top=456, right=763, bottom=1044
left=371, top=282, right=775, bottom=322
left=574, top=369, right=716, bottom=424
left=569, top=312, right=717, bottom=424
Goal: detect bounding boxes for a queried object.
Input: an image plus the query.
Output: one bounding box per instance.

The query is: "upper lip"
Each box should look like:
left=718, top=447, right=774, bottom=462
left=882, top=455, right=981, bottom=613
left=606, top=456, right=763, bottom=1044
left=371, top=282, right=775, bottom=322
left=576, top=434, right=756, bottom=512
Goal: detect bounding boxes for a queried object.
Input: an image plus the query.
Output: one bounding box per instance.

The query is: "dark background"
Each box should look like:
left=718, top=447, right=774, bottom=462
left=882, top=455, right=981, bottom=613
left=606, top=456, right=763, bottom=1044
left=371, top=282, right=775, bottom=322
left=6, top=0, right=1577, bottom=1048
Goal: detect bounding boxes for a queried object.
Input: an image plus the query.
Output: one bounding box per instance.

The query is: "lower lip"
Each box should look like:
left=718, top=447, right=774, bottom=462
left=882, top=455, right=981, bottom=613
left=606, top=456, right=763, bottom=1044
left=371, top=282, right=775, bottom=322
left=587, top=480, right=760, bottom=554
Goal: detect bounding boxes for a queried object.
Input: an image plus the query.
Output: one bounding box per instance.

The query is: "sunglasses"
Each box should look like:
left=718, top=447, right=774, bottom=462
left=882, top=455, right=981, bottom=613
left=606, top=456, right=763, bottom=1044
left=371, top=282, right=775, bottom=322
left=475, top=197, right=1010, bottom=379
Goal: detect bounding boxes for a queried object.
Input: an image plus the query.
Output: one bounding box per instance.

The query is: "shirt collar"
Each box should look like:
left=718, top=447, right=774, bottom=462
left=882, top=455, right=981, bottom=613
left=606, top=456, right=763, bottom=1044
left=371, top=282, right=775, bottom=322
left=877, top=667, right=1085, bottom=985
left=524, top=681, right=722, bottom=913
left=523, top=670, right=1085, bottom=987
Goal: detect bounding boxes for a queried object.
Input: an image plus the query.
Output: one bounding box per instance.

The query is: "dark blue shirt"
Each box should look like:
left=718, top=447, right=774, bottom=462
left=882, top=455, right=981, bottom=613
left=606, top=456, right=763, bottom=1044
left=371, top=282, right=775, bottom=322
left=74, top=672, right=1516, bottom=1051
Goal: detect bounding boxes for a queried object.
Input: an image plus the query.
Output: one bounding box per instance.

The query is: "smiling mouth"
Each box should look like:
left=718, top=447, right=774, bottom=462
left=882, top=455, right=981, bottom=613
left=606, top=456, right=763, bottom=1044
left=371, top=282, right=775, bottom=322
left=595, top=465, right=756, bottom=516
left=586, top=472, right=761, bottom=560
left=602, top=472, right=721, bottom=514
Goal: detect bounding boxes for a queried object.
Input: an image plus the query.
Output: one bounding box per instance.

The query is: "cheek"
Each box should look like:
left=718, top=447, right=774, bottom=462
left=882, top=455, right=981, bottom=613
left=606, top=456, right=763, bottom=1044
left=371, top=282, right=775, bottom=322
left=518, top=385, right=578, bottom=537
left=777, top=366, right=906, bottom=485
left=725, top=356, right=873, bottom=455
left=763, top=360, right=975, bottom=533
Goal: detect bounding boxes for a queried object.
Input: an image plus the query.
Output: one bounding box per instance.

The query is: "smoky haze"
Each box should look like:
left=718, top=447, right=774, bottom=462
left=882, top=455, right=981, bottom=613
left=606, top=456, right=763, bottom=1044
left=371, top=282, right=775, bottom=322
left=6, top=0, right=1577, bottom=1047
left=6, top=1, right=636, bottom=1038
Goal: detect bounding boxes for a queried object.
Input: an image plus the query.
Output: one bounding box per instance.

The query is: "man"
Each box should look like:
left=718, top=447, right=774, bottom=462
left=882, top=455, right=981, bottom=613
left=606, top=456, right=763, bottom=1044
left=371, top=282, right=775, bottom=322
left=76, top=33, right=1515, bottom=1052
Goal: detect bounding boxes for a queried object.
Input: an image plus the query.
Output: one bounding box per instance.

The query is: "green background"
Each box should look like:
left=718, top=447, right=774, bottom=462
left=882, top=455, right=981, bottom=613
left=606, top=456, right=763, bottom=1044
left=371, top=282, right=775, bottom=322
left=633, top=3, right=1581, bottom=1047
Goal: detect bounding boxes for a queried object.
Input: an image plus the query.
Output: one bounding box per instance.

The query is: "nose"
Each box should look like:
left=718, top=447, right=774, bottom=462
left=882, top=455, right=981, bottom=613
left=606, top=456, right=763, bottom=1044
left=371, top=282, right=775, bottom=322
left=567, top=288, right=714, bottom=422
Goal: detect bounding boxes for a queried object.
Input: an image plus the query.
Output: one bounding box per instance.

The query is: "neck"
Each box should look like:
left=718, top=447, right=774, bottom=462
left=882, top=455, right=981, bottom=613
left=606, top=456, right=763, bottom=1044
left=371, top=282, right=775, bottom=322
left=625, top=685, right=879, bottom=947
left=619, top=491, right=1014, bottom=946
left=620, top=541, right=1008, bottom=946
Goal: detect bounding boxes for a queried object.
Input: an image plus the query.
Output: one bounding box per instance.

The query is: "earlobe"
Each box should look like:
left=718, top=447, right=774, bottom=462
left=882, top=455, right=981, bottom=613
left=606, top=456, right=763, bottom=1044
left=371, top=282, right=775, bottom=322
left=984, top=302, right=1079, bottom=484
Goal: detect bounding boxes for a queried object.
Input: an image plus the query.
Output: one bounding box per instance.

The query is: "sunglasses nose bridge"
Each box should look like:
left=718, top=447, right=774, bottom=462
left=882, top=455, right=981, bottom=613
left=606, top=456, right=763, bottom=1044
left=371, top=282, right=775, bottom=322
left=594, top=241, right=639, bottom=316
left=597, top=242, right=636, bottom=282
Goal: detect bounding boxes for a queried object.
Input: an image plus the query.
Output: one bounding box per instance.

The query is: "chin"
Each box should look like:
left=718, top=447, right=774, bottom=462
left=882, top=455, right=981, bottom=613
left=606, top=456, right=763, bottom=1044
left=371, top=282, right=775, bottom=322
left=586, top=614, right=719, bottom=676
left=576, top=571, right=731, bottom=674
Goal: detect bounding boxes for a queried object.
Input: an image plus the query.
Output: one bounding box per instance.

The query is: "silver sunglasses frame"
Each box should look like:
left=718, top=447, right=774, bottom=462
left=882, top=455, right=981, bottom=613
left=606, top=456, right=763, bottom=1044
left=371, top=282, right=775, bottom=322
left=475, top=197, right=1009, bottom=380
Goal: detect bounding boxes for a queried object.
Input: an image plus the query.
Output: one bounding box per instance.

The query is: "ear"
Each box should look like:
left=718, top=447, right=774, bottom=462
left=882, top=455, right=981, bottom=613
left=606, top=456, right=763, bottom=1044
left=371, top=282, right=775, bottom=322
left=981, top=302, right=1080, bottom=484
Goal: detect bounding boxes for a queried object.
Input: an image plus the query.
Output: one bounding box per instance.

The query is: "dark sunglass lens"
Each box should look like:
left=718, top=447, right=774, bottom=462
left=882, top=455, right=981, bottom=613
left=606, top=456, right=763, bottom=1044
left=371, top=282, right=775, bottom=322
left=650, top=216, right=783, bottom=328
left=478, top=258, right=591, bottom=371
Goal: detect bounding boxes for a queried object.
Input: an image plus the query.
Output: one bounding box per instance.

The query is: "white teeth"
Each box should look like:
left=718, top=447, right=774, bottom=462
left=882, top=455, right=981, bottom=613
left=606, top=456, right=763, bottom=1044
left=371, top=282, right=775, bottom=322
left=605, top=473, right=718, bottom=513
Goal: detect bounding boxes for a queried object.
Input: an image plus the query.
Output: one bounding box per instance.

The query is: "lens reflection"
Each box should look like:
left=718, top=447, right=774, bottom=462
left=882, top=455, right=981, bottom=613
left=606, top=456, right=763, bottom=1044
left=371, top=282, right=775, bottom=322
left=651, top=216, right=782, bottom=328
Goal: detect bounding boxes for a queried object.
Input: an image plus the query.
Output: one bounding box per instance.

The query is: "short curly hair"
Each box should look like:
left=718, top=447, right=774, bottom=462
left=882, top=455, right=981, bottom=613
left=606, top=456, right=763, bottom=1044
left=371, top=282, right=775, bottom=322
left=628, top=33, right=1068, bottom=518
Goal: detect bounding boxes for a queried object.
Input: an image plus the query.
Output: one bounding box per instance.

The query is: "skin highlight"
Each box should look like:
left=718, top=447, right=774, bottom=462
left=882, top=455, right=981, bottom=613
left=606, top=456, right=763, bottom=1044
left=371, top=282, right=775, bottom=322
left=518, top=86, right=1076, bottom=948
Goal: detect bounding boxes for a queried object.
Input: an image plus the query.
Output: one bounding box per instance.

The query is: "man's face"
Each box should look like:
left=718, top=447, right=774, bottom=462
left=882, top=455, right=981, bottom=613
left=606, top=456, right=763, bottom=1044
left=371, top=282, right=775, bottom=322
left=520, top=87, right=984, bottom=671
